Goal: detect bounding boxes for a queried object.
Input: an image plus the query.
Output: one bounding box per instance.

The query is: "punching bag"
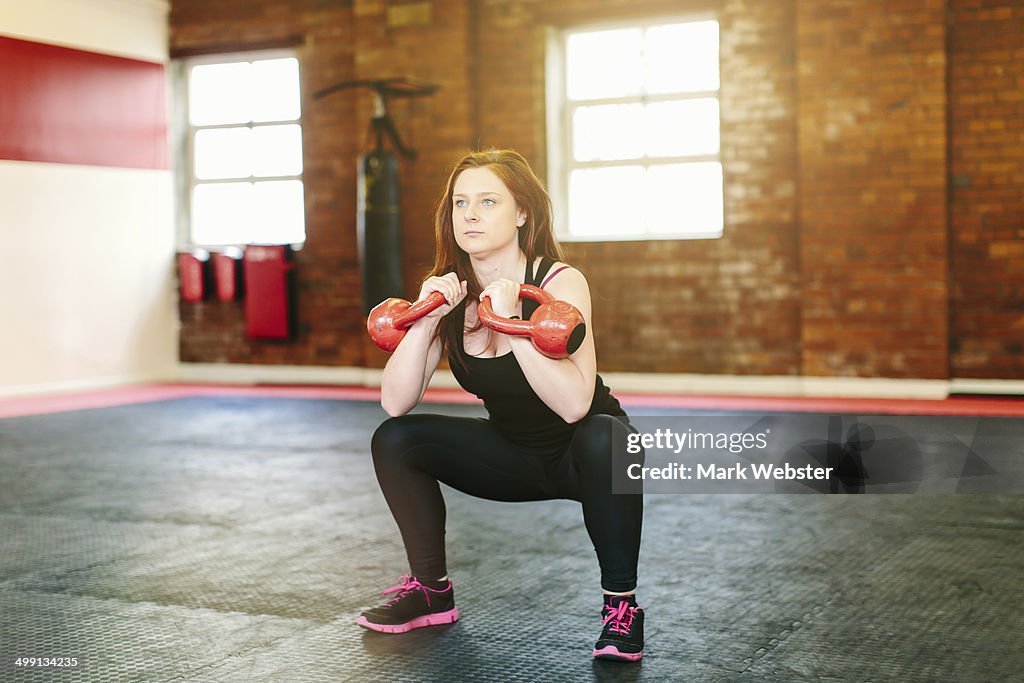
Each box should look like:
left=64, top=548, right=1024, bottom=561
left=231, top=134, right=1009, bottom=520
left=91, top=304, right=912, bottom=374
left=357, top=148, right=404, bottom=314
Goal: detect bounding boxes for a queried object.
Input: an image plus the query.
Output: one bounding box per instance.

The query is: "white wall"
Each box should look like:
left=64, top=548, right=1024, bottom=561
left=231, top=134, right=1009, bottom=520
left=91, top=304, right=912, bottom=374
left=0, top=0, right=176, bottom=397
left=0, top=0, right=168, bottom=62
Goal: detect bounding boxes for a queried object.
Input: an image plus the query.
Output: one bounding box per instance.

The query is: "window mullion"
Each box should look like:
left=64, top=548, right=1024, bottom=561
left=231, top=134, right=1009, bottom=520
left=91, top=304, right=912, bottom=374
left=195, top=174, right=303, bottom=184
left=566, top=91, right=715, bottom=109
left=569, top=156, right=720, bottom=171
left=193, top=119, right=300, bottom=131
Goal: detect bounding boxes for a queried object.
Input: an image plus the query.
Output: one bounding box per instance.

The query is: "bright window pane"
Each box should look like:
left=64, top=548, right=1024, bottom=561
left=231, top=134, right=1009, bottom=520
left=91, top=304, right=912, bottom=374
left=573, top=104, right=644, bottom=162
left=555, top=19, right=722, bottom=241
left=193, top=181, right=306, bottom=244
left=645, top=99, right=720, bottom=157
left=192, top=183, right=253, bottom=245
left=646, top=163, right=723, bottom=234
left=251, top=181, right=305, bottom=243
left=646, top=21, right=720, bottom=94
left=566, top=29, right=643, bottom=100
left=251, top=58, right=301, bottom=122
left=568, top=166, right=645, bottom=237
left=252, top=125, right=303, bottom=177
left=189, top=62, right=251, bottom=125
left=194, top=127, right=252, bottom=179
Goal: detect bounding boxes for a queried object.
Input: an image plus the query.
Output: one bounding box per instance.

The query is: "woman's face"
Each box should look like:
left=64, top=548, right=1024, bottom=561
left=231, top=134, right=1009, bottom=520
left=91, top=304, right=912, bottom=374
left=451, top=167, right=526, bottom=256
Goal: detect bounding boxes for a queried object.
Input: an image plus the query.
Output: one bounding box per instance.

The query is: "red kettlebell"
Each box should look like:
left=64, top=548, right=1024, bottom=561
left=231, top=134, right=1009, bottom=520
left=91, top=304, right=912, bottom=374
left=478, top=284, right=586, bottom=359
left=367, top=290, right=448, bottom=352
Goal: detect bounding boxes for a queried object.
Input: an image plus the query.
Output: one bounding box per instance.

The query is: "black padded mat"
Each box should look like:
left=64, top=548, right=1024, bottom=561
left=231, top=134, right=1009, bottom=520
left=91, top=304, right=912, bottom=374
left=1, top=397, right=1022, bottom=681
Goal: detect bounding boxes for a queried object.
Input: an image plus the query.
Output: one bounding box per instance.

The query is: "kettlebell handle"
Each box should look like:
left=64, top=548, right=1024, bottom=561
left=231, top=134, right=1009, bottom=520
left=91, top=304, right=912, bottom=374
left=366, top=290, right=447, bottom=352
left=478, top=284, right=586, bottom=359
left=477, top=284, right=553, bottom=332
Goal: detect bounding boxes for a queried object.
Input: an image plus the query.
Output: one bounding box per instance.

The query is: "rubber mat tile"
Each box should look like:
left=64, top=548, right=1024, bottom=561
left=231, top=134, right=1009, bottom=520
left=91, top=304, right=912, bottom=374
left=240, top=499, right=420, bottom=563
left=4, top=398, right=1024, bottom=681
left=0, top=456, right=150, bottom=514
left=48, top=466, right=352, bottom=529
left=0, top=589, right=310, bottom=683
left=177, top=614, right=695, bottom=683
left=7, top=530, right=412, bottom=623
left=0, top=396, right=383, bottom=454
left=0, top=515, right=209, bottom=584
left=5, top=439, right=379, bottom=528
left=135, top=396, right=384, bottom=452
left=730, top=510, right=1024, bottom=681
left=738, top=574, right=1022, bottom=681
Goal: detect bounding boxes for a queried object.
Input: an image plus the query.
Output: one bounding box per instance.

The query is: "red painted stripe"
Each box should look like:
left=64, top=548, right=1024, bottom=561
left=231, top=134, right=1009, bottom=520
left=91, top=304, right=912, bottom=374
left=1, top=383, right=1023, bottom=419
left=0, top=384, right=480, bottom=419
left=0, top=36, right=168, bottom=169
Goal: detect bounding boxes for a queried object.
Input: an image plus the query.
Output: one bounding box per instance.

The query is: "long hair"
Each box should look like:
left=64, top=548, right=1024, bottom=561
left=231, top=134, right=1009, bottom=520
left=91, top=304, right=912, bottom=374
left=427, top=149, right=566, bottom=368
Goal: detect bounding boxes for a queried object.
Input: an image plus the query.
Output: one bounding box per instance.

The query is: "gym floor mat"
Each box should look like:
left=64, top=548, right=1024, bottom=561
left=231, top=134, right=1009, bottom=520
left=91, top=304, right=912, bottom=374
left=1, top=395, right=1022, bottom=681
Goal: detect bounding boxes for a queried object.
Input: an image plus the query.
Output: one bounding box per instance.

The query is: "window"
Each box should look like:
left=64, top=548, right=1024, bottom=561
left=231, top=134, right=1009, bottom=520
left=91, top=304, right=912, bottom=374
left=176, top=52, right=305, bottom=247
left=547, top=18, right=722, bottom=240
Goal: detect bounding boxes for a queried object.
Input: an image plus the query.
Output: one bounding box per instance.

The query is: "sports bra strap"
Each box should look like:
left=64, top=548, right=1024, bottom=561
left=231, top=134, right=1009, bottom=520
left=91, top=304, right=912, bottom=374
left=527, top=256, right=554, bottom=286
left=523, top=256, right=555, bottom=318
left=540, top=265, right=570, bottom=288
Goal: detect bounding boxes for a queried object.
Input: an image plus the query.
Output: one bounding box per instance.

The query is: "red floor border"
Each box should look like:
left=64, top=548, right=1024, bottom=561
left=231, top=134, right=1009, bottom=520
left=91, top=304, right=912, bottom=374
left=1, top=383, right=1022, bottom=419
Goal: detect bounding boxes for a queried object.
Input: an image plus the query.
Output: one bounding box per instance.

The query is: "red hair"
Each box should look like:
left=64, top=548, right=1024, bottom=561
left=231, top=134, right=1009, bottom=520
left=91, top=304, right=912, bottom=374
left=427, top=149, right=566, bottom=367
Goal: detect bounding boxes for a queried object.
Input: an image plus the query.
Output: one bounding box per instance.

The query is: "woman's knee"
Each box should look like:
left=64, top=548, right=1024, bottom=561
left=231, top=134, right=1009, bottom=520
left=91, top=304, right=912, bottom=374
left=371, top=415, right=421, bottom=463
left=571, top=414, right=630, bottom=470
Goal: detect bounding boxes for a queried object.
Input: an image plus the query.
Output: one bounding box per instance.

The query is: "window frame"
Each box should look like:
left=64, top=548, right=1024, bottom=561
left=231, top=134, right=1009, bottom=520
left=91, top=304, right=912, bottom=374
left=172, top=48, right=306, bottom=250
left=546, top=14, right=723, bottom=242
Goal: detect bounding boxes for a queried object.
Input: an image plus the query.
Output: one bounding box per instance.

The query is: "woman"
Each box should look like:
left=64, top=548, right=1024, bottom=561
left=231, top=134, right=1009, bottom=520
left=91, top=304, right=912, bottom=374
left=359, top=149, right=644, bottom=662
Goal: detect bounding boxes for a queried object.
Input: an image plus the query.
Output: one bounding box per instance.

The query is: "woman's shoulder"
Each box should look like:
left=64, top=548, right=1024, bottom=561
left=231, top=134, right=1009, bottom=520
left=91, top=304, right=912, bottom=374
left=537, top=258, right=585, bottom=289
left=536, top=262, right=590, bottom=313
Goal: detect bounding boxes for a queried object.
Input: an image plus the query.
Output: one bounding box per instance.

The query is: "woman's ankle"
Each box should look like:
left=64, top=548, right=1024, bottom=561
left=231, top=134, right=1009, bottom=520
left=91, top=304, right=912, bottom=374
left=416, top=575, right=450, bottom=590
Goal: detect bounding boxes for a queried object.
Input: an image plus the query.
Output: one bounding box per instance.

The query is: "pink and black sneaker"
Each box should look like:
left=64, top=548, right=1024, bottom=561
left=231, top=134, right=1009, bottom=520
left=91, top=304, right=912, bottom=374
left=592, top=595, right=644, bottom=661
left=357, top=575, right=459, bottom=634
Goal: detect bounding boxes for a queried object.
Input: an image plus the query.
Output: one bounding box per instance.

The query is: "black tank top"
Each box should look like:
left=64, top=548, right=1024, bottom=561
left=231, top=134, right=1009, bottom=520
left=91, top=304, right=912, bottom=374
left=448, top=257, right=625, bottom=450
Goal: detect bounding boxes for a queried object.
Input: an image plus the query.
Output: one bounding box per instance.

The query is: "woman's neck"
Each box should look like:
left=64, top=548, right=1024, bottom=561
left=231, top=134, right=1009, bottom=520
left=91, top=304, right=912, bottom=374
left=470, top=247, right=527, bottom=286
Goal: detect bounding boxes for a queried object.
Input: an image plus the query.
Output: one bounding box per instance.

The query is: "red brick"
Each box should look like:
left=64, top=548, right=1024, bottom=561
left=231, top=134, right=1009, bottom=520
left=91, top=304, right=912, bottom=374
left=172, top=0, right=1024, bottom=381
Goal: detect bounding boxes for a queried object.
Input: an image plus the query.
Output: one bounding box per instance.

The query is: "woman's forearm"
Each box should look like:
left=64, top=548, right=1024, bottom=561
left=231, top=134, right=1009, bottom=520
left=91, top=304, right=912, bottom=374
left=509, top=336, right=594, bottom=423
left=380, top=320, right=441, bottom=416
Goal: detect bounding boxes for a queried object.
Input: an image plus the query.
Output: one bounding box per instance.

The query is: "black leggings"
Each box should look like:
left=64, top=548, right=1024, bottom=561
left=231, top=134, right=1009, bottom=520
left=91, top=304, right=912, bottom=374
left=370, top=413, right=643, bottom=593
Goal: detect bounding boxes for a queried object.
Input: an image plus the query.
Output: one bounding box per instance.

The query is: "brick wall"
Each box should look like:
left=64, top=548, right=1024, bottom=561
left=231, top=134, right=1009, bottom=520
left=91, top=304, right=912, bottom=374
left=949, top=1, right=1024, bottom=379
left=172, top=0, right=1024, bottom=381
left=797, top=0, right=949, bottom=379
left=469, top=0, right=801, bottom=375
left=351, top=0, right=475, bottom=367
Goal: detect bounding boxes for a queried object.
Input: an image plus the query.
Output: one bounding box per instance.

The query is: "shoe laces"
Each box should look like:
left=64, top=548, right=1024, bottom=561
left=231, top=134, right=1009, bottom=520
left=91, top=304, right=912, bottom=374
left=381, top=575, right=433, bottom=608
left=602, top=601, right=637, bottom=635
